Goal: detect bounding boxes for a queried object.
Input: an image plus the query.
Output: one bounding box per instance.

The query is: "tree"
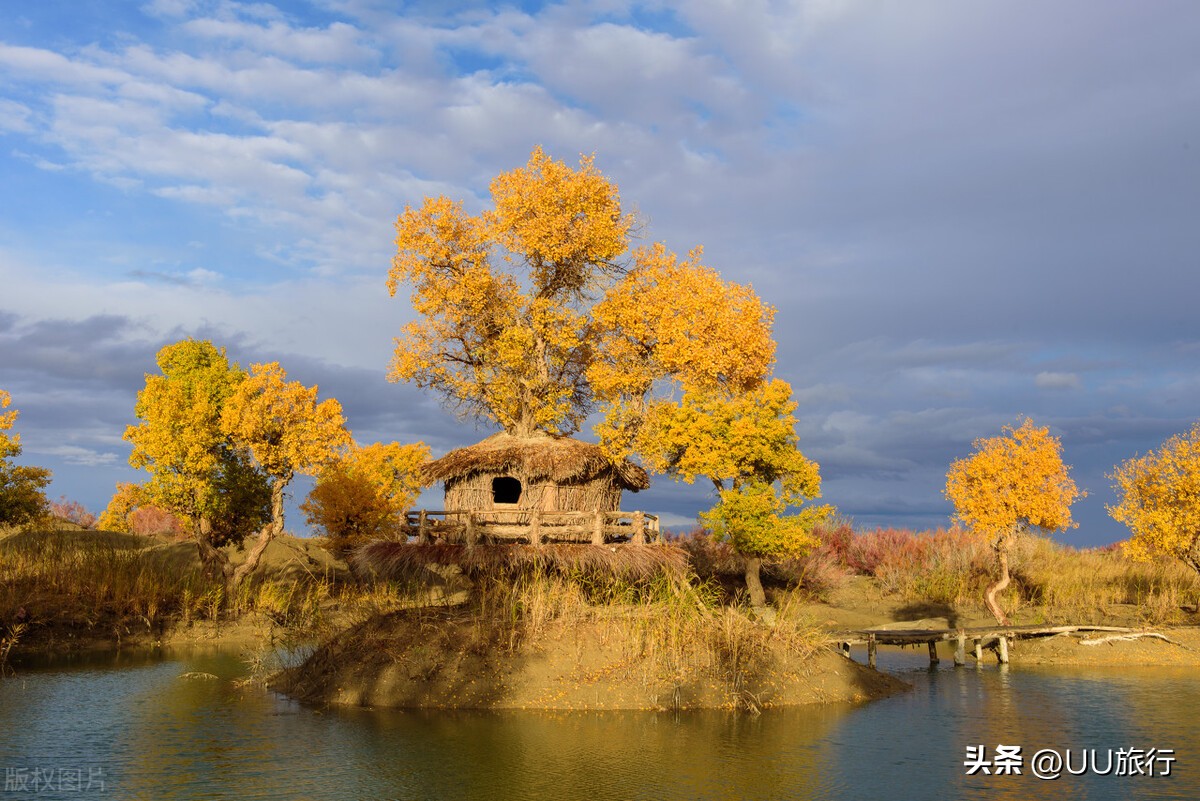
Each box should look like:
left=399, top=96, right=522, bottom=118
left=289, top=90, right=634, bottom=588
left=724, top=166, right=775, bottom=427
left=588, top=242, right=778, bottom=456
left=0, top=389, right=51, bottom=528
left=387, top=148, right=824, bottom=606
left=945, top=418, right=1083, bottom=625
left=301, top=441, right=430, bottom=557
left=221, top=362, right=351, bottom=586
left=638, top=380, right=830, bottom=608
left=125, top=339, right=267, bottom=540
left=48, top=496, right=96, bottom=529
left=96, top=482, right=145, bottom=533
left=1108, top=423, right=1200, bottom=576
left=388, top=146, right=632, bottom=437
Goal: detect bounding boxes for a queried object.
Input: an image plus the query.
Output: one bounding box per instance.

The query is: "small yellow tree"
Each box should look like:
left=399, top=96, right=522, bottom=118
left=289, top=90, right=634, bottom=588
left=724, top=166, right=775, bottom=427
left=0, top=389, right=52, bottom=527
left=945, top=418, right=1083, bottom=625
left=222, top=362, right=351, bottom=585
left=638, top=380, right=830, bottom=608
left=302, top=440, right=430, bottom=556
left=96, top=482, right=145, bottom=533
left=1109, top=423, right=1200, bottom=576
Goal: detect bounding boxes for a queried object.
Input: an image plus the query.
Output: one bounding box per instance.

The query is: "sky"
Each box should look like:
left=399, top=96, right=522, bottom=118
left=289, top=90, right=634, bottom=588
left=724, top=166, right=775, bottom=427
left=1, top=1, right=1198, bottom=546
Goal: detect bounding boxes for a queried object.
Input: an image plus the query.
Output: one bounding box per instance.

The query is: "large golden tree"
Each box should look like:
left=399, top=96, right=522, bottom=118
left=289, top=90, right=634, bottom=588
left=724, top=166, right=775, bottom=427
left=388, top=147, right=827, bottom=605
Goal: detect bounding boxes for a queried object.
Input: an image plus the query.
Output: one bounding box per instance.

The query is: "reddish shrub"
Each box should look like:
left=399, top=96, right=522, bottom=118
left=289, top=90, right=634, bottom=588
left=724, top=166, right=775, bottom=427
left=49, top=495, right=96, bottom=529
left=128, top=506, right=188, bottom=540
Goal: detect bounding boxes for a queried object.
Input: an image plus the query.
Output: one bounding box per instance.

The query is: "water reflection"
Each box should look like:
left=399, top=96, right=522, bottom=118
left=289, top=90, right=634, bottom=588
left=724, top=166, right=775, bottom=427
left=1, top=648, right=1196, bottom=800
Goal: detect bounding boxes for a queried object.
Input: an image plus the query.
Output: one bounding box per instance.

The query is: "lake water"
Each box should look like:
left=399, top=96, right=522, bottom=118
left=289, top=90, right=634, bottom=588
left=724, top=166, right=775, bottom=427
left=1, top=644, right=1196, bottom=800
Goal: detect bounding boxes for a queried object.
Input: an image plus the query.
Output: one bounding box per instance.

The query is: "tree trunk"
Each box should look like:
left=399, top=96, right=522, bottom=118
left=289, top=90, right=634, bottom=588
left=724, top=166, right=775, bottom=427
left=231, top=479, right=286, bottom=589
left=984, top=531, right=1013, bottom=626
left=745, top=556, right=767, bottom=609
left=195, top=534, right=233, bottom=584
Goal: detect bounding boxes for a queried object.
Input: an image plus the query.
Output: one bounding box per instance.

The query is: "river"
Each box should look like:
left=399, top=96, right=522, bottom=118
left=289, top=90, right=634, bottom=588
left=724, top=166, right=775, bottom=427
left=1, top=645, right=1195, bottom=800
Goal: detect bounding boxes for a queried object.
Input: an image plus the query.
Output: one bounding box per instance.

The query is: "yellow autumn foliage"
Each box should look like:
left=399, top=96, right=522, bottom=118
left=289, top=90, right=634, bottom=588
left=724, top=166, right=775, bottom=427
left=589, top=243, right=777, bottom=457
left=337, top=440, right=430, bottom=514
left=388, top=147, right=630, bottom=436
left=124, top=339, right=246, bottom=532
left=639, top=379, right=831, bottom=561
left=945, top=417, right=1083, bottom=539
left=1109, top=423, right=1200, bottom=573
left=0, top=389, right=19, bottom=459
left=221, top=362, right=351, bottom=485
left=95, top=482, right=145, bottom=533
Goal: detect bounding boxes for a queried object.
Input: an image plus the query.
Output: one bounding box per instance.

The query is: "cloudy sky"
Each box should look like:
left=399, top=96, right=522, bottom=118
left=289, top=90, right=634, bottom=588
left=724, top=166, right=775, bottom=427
left=2, top=1, right=1197, bottom=545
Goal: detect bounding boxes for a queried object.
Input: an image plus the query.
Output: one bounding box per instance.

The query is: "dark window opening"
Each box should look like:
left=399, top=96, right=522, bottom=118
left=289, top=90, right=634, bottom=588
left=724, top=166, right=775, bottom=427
left=492, top=476, right=522, bottom=505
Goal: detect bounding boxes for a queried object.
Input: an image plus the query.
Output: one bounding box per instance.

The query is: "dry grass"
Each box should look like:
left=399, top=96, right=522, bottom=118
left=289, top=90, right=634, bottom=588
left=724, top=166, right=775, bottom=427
left=354, top=541, right=688, bottom=583
left=680, top=521, right=1200, bottom=624
left=1008, top=536, right=1200, bottom=624
left=0, top=528, right=349, bottom=654
left=450, top=565, right=826, bottom=710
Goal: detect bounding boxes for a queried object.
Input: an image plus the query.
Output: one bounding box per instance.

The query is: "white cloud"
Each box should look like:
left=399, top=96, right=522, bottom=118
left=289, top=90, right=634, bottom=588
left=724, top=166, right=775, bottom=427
left=32, top=445, right=119, bottom=467
left=0, top=99, right=33, bottom=133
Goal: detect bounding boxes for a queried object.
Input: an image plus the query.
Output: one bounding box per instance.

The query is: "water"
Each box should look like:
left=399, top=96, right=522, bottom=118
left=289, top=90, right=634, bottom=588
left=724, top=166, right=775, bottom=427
left=1, top=646, right=1196, bottom=800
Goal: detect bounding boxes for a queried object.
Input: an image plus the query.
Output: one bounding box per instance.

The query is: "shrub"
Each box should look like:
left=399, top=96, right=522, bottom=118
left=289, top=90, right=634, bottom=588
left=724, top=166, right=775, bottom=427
left=128, top=506, right=188, bottom=539
left=48, top=496, right=96, bottom=529
left=302, top=466, right=404, bottom=558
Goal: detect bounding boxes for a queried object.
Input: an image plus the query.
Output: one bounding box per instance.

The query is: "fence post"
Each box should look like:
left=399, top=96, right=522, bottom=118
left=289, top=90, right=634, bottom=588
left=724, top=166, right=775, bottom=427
left=591, top=511, right=604, bottom=545
left=632, top=511, right=645, bottom=545
left=465, top=512, right=477, bottom=549
left=418, top=510, right=430, bottom=545
left=529, top=510, right=542, bottom=546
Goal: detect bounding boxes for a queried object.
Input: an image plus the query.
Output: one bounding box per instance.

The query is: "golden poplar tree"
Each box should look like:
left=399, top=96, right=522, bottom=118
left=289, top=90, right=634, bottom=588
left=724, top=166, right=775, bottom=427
left=221, top=362, right=351, bottom=586
left=387, top=147, right=827, bottom=604
left=1109, top=423, right=1200, bottom=575
left=638, top=380, right=830, bottom=608
left=945, top=418, right=1083, bottom=625
left=124, top=339, right=262, bottom=542
left=389, top=146, right=632, bottom=436
left=0, top=389, right=52, bottom=527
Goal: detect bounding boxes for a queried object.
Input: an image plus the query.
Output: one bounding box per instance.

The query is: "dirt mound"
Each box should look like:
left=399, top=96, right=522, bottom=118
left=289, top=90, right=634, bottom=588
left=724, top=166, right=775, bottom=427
left=272, top=606, right=906, bottom=711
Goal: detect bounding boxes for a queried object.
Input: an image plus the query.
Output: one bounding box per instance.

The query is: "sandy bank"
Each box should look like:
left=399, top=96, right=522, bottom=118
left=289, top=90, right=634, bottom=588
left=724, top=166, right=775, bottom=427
left=271, top=606, right=907, bottom=711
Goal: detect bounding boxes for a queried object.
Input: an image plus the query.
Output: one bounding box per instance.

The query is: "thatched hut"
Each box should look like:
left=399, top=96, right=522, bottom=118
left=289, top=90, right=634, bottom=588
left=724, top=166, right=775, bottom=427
left=425, top=431, right=649, bottom=513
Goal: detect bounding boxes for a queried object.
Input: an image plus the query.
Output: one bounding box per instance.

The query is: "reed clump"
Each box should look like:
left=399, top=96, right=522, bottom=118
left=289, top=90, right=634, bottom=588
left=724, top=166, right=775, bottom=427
left=1008, top=536, right=1199, bottom=624
left=0, top=528, right=351, bottom=654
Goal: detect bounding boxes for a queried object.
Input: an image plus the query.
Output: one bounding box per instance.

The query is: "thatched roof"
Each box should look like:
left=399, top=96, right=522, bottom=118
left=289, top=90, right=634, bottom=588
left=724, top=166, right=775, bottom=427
left=424, top=432, right=650, bottom=491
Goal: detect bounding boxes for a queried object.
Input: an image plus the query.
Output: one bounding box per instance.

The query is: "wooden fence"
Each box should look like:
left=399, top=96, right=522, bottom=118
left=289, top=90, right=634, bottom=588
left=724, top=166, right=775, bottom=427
left=402, top=509, right=661, bottom=546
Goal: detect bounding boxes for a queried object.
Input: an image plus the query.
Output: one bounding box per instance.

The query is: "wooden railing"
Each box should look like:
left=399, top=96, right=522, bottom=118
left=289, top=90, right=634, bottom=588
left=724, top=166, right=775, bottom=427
left=402, top=509, right=661, bottom=546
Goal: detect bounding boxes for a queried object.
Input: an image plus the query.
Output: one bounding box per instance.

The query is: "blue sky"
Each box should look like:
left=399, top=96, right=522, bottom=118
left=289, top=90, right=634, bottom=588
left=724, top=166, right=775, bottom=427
left=2, top=1, right=1199, bottom=544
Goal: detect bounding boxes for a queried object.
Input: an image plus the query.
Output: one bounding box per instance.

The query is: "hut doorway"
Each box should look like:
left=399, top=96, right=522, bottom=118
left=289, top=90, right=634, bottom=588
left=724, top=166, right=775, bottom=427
left=492, top=476, right=522, bottom=505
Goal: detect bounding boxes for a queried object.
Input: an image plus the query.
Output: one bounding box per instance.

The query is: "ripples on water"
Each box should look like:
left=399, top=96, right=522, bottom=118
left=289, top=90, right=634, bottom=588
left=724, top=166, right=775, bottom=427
left=1, top=646, right=1196, bottom=800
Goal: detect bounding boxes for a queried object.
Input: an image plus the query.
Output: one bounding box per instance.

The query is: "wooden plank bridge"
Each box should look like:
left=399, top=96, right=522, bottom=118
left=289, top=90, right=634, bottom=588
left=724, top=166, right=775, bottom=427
left=834, top=624, right=1161, bottom=668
